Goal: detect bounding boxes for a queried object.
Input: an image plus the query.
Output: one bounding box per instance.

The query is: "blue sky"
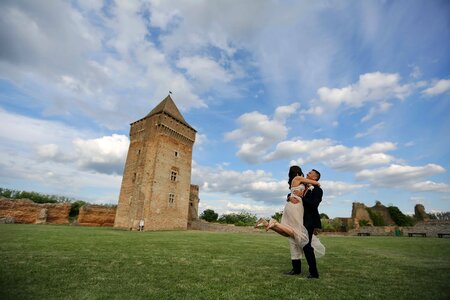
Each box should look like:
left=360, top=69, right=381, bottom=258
left=0, top=0, right=449, bottom=218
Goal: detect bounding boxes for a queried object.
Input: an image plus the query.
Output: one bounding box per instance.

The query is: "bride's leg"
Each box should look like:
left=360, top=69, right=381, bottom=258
left=267, top=219, right=295, bottom=238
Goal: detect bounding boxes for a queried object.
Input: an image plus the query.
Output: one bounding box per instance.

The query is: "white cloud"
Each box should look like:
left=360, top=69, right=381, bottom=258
left=361, top=102, right=392, bottom=122
left=225, top=103, right=300, bottom=163
left=422, top=78, right=450, bottom=96
left=176, top=55, right=234, bottom=90
left=270, top=141, right=396, bottom=171
left=192, top=163, right=286, bottom=204
left=73, top=134, right=129, bottom=174
left=320, top=180, right=366, bottom=197
left=0, top=0, right=206, bottom=130
left=355, top=122, right=385, bottom=138
left=317, top=72, right=412, bottom=108
left=0, top=108, right=90, bottom=146
left=192, top=161, right=365, bottom=208
left=356, top=163, right=449, bottom=192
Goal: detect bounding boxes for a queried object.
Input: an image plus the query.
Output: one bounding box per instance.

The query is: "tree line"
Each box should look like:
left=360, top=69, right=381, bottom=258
left=0, top=187, right=116, bottom=219
left=200, top=204, right=449, bottom=229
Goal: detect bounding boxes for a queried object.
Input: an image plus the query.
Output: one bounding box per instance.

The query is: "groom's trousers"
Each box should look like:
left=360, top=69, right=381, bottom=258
left=303, top=227, right=319, bottom=277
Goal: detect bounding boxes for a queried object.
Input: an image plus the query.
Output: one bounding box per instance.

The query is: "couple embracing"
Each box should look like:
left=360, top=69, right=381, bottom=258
left=256, top=165, right=325, bottom=278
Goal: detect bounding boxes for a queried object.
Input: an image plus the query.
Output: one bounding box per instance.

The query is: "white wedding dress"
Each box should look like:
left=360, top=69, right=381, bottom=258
left=281, top=184, right=325, bottom=258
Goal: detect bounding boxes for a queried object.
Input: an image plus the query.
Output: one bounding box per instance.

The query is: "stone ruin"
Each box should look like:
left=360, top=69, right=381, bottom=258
left=0, top=197, right=70, bottom=224
left=77, top=204, right=116, bottom=227
left=349, top=201, right=450, bottom=237
left=351, top=201, right=396, bottom=229
left=414, top=204, right=429, bottom=221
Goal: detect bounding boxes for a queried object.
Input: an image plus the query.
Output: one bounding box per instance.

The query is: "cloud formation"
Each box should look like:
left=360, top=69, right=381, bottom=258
left=225, top=103, right=300, bottom=163
left=356, top=164, right=449, bottom=192
left=422, top=78, right=450, bottom=96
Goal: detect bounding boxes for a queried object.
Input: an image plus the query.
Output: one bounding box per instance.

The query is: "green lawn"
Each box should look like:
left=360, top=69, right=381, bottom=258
left=1, top=224, right=449, bottom=300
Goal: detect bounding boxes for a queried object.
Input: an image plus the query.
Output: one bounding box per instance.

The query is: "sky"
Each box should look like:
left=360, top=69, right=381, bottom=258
left=0, top=0, right=449, bottom=219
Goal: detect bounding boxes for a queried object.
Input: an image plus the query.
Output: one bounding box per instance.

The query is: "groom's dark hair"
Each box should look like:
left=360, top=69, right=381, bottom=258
left=288, top=165, right=303, bottom=188
left=312, top=169, right=321, bottom=181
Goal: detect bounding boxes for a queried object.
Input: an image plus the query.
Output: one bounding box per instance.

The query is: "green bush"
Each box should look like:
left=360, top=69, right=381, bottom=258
left=0, top=187, right=73, bottom=204
left=320, top=213, right=329, bottom=219
left=366, top=208, right=385, bottom=226
left=359, top=219, right=370, bottom=227
left=271, top=211, right=283, bottom=222
left=218, top=211, right=257, bottom=226
left=200, top=209, right=219, bottom=222
left=388, top=206, right=415, bottom=226
left=70, top=201, right=87, bottom=218
left=321, top=218, right=334, bottom=231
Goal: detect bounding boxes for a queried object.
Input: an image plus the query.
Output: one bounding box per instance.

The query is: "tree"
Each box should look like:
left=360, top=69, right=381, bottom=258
left=320, top=213, right=329, bottom=219
left=70, top=201, right=87, bottom=218
left=271, top=211, right=283, bottom=222
left=366, top=208, right=385, bottom=226
left=218, top=211, right=257, bottom=226
left=428, top=212, right=450, bottom=221
left=200, top=209, right=218, bottom=222
left=387, top=206, right=415, bottom=226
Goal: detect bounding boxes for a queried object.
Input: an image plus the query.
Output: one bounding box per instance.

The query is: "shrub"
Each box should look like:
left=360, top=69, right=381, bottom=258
left=218, top=211, right=257, bottom=226
left=320, top=213, right=329, bottom=219
left=70, top=201, right=87, bottom=218
left=388, top=206, right=415, bottom=226
left=200, top=209, right=219, bottom=222
left=359, top=219, right=370, bottom=227
left=271, top=211, right=283, bottom=222
left=428, top=212, right=450, bottom=221
left=321, top=219, right=334, bottom=231
left=0, top=187, right=73, bottom=203
left=366, top=208, right=385, bottom=226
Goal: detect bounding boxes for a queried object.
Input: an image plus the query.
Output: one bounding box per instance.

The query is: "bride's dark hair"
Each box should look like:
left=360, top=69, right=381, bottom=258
left=288, top=165, right=303, bottom=188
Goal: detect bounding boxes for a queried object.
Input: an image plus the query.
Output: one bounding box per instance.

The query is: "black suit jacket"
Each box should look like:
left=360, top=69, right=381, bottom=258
left=302, top=186, right=323, bottom=230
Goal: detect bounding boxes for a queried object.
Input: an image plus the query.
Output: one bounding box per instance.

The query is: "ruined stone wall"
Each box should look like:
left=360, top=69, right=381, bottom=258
left=414, top=204, right=429, bottom=221
left=78, top=205, right=116, bottom=227
left=369, top=202, right=395, bottom=225
left=0, top=198, right=70, bottom=224
left=188, top=184, right=199, bottom=221
left=350, top=222, right=450, bottom=237
left=351, top=202, right=372, bottom=229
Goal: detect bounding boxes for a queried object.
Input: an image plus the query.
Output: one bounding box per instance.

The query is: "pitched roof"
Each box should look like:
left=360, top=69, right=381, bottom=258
left=145, top=95, right=194, bottom=130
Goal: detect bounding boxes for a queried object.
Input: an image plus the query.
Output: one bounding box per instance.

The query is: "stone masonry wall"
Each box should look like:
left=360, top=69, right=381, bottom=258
left=0, top=198, right=70, bottom=224
left=349, top=222, right=450, bottom=237
left=78, top=205, right=116, bottom=227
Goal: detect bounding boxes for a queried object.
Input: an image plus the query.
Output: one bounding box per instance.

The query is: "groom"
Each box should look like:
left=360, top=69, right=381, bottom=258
left=288, top=169, right=322, bottom=279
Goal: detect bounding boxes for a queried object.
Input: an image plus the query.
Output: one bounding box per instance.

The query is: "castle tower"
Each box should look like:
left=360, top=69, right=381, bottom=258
left=114, top=95, right=196, bottom=231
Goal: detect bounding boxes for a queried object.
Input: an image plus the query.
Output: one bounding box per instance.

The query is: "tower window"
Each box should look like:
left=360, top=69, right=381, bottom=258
left=175, top=151, right=179, bottom=157
left=170, top=171, right=177, bottom=181
left=132, top=173, right=137, bottom=183
left=169, top=193, right=175, bottom=206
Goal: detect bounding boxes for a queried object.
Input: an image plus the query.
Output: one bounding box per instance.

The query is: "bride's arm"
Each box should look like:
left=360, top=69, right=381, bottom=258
left=293, top=176, right=320, bottom=187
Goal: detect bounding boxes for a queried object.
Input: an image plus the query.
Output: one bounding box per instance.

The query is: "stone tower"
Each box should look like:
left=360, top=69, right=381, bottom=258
left=114, top=95, right=196, bottom=231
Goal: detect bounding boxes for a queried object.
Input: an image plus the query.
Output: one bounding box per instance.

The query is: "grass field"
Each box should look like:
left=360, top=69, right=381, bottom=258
left=0, top=224, right=449, bottom=300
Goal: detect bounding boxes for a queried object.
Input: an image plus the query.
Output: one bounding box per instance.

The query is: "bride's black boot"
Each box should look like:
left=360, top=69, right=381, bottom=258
left=285, top=259, right=301, bottom=275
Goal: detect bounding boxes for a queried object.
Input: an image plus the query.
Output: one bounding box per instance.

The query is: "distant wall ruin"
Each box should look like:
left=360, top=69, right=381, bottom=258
left=77, top=205, right=116, bottom=227
left=0, top=198, right=70, bottom=224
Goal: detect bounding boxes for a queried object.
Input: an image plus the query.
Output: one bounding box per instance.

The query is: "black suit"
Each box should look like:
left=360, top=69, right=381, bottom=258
left=302, top=186, right=322, bottom=277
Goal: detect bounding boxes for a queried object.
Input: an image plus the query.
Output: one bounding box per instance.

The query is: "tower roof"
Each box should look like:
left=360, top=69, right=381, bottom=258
left=144, top=95, right=195, bottom=130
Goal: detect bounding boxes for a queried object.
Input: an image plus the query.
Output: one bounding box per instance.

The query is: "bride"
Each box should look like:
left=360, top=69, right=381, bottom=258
left=256, top=166, right=325, bottom=262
